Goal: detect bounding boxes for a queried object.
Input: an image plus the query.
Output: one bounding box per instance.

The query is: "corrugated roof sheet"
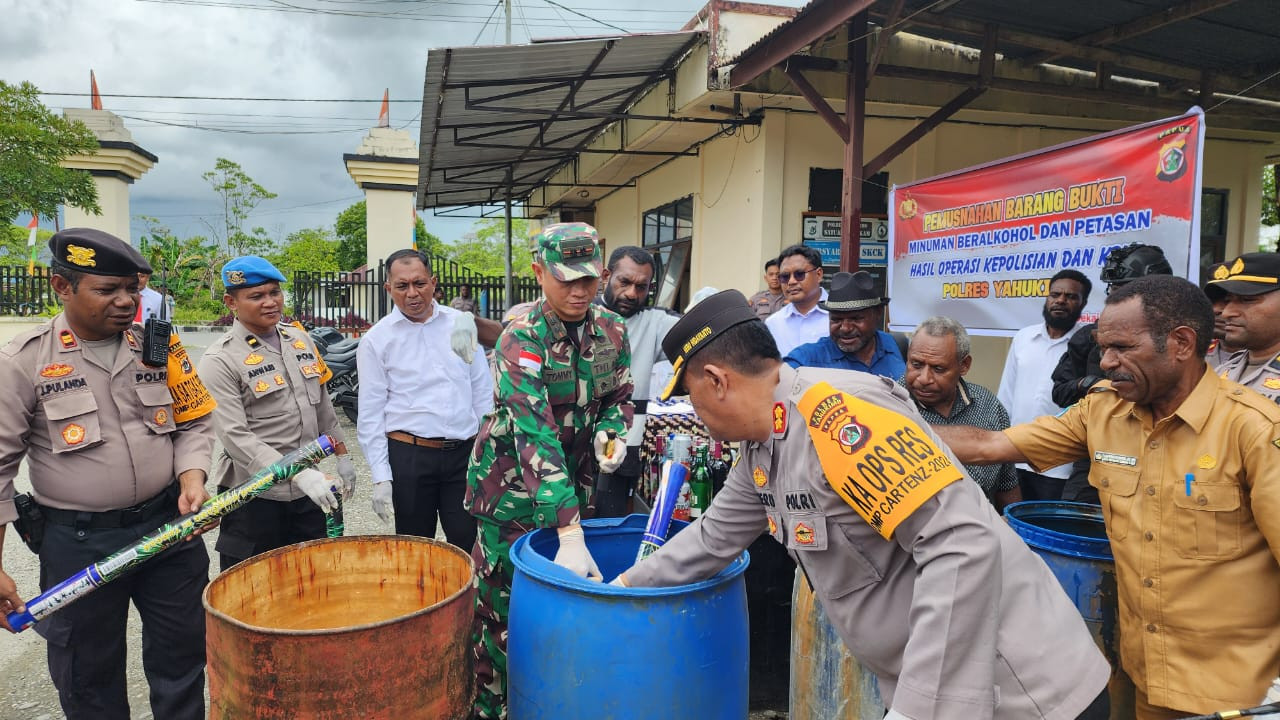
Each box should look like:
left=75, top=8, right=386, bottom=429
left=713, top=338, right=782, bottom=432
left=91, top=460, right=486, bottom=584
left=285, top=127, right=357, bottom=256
left=417, top=32, right=703, bottom=209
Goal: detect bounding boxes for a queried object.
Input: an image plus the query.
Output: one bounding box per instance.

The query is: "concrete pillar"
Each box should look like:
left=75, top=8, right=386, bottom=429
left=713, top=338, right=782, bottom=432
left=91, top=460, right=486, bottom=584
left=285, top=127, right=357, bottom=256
left=60, top=109, right=157, bottom=243
left=343, top=128, right=419, bottom=270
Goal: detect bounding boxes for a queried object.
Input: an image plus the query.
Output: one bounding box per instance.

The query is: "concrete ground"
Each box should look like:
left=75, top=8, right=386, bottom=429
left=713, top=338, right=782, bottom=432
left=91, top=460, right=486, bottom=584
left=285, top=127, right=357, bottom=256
left=0, top=328, right=789, bottom=719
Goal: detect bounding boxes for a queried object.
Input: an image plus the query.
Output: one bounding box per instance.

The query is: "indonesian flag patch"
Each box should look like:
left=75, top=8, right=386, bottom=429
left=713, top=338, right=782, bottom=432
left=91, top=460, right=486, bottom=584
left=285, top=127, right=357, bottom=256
left=517, top=350, right=543, bottom=371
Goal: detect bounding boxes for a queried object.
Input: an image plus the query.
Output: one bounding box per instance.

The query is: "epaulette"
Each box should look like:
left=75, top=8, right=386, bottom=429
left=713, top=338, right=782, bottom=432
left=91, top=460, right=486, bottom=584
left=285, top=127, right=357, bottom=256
left=0, top=323, right=52, bottom=359
left=1206, top=339, right=1219, bottom=353
left=1223, top=382, right=1280, bottom=423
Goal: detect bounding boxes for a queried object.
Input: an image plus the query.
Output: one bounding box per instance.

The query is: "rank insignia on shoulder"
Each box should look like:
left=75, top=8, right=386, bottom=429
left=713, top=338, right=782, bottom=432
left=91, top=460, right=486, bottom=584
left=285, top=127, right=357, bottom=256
left=244, top=353, right=265, bottom=366
left=254, top=379, right=269, bottom=392
left=125, top=332, right=138, bottom=348
left=772, top=402, right=787, bottom=435
left=59, top=330, right=77, bottom=349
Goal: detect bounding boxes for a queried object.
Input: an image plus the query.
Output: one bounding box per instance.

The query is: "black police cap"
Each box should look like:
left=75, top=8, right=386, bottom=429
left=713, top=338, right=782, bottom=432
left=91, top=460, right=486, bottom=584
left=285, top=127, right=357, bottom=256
left=1207, top=252, right=1280, bottom=296
left=659, top=289, right=759, bottom=400
left=48, top=228, right=151, bottom=276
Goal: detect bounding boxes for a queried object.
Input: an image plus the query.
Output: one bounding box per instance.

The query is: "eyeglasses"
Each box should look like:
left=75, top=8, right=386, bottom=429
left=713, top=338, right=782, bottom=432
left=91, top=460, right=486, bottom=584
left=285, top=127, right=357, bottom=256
left=778, top=268, right=818, bottom=284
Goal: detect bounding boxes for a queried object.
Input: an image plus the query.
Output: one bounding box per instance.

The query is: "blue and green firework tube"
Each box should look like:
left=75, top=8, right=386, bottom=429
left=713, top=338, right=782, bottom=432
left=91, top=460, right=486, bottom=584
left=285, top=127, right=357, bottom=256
left=5, top=435, right=336, bottom=633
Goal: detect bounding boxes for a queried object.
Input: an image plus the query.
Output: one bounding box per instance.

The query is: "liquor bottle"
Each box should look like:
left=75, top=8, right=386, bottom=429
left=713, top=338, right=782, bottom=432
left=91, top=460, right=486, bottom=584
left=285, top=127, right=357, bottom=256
left=709, top=442, right=731, bottom=496
left=670, top=434, right=694, bottom=522
left=689, top=444, right=712, bottom=518
left=325, top=487, right=345, bottom=538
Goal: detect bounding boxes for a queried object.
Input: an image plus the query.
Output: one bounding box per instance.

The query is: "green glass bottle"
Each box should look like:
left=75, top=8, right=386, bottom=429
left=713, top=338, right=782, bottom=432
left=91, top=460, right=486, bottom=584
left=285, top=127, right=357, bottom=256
left=690, top=443, right=712, bottom=519
left=325, top=487, right=345, bottom=538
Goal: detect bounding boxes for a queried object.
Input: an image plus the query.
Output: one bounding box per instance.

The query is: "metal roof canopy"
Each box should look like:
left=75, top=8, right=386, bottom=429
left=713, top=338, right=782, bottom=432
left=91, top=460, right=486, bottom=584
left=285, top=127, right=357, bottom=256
left=418, top=31, right=736, bottom=210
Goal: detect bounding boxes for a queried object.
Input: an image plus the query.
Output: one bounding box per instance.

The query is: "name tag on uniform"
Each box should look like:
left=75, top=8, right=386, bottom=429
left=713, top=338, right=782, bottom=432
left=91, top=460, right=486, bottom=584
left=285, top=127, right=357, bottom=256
left=1093, top=451, right=1137, bottom=466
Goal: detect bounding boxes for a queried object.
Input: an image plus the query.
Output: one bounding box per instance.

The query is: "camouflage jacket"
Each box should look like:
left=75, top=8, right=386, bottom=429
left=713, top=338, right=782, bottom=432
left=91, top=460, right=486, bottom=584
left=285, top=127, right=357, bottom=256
left=466, top=299, right=634, bottom=528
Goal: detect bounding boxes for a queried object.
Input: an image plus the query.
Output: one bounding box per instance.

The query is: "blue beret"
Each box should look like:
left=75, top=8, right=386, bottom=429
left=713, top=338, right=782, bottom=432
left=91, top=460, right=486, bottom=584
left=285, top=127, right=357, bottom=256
left=222, top=255, right=286, bottom=290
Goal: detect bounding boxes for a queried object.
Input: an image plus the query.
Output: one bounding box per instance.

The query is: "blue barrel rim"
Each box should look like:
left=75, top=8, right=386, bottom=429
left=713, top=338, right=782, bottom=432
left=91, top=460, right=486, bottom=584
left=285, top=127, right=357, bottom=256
left=510, top=514, right=750, bottom=597
left=1003, top=500, right=1113, bottom=561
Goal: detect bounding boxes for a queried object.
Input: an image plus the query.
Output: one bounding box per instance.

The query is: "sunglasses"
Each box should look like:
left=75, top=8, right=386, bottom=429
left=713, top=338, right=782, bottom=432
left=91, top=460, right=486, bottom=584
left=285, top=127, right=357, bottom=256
left=779, top=268, right=818, bottom=283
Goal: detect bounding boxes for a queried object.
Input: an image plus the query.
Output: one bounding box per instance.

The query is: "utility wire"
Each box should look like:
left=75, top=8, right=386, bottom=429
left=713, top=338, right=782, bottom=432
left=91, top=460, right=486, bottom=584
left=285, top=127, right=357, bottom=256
left=471, top=0, right=503, bottom=44
left=538, top=0, right=629, bottom=34
left=41, top=92, right=416, bottom=102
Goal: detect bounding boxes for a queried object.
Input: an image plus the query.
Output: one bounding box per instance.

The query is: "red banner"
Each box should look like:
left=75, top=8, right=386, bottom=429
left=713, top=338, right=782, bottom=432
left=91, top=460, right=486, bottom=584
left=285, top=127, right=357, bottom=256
left=888, top=109, right=1204, bottom=336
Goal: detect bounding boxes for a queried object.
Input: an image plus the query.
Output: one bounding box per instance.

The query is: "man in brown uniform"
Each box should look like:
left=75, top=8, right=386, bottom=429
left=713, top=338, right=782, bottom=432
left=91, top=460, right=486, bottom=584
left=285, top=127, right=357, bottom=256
left=937, top=275, right=1280, bottom=720
left=0, top=229, right=217, bottom=720
left=1208, top=253, right=1280, bottom=402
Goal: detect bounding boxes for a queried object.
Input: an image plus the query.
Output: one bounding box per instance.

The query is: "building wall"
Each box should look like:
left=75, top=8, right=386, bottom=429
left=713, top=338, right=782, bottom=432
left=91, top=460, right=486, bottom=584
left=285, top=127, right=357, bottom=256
left=593, top=108, right=1273, bottom=391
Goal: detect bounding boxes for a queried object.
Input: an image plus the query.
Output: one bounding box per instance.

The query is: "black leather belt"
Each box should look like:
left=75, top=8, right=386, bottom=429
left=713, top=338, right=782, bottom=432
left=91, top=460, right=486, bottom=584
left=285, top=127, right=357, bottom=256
left=387, top=431, right=475, bottom=451
left=40, top=483, right=178, bottom=529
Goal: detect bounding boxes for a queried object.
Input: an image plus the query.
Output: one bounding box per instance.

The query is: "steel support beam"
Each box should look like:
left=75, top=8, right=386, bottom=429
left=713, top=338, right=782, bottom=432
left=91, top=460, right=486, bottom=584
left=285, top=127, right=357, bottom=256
left=729, top=0, right=876, bottom=88
left=864, top=86, right=985, bottom=178
left=840, top=12, right=868, bottom=274
left=782, top=64, right=849, bottom=142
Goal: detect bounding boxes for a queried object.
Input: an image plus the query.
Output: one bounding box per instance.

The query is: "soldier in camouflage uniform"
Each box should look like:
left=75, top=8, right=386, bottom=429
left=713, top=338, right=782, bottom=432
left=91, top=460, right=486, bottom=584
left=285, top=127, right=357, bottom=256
left=465, top=222, right=633, bottom=719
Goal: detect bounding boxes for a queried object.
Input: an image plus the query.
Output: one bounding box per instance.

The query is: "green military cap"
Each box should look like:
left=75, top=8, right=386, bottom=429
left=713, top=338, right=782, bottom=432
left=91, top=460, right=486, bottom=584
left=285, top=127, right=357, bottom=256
left=659, top=289, right=759, bottom=401
left=532, top=222, right=603, bottom=281
left=1207, top=253, right=1280, bottom=296
left=49, top=228, right=151, bottom=276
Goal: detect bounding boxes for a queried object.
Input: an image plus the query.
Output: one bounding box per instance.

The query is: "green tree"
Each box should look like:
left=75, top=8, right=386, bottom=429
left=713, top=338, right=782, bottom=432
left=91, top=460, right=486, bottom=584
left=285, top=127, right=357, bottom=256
left=448, top=218, right=534, bottom=278
left=0, top=223, right=54, bottom=266
left=334, top=200, right=445, bottom=269
left=0, top=80, right=100, bottom=223
left=202, top=157, right=277, bottom=255
left=1264, top=165, right=1278, bottom=227
left=137, top=217, right=221, bottom=302
left=270, top=226, right=339, bottom=278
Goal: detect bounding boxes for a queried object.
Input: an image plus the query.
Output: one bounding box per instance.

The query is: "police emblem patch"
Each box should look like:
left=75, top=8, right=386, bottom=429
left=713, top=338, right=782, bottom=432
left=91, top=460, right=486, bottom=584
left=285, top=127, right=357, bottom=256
left=794, top=523, right=815, bottom=545
left=65, top=245, right=96, bottom=267
left=1197, top=454, right=1216, bottom=470
left=40, top=363, right=73, bottom=378
left=61, top=423, right=86, bottom=445
left=153, top=409, right=168, bottom=425
left=274, top=374, right=285, bottom=385
left=292, top=340, right=306, bottom=350
left=836, top=418, right=871, bottom=455
left=1265, top=378, right=1280, bottom=390
left=227, top=270, right=245, bottom=285
left=753, top=466, right=768, bottom=488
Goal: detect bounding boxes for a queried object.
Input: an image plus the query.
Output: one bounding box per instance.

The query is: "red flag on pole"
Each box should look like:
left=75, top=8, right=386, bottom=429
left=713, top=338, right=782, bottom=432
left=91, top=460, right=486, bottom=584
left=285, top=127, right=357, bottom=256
left=378, top=88, right=389, bottom=128
left=26, top=215, right=39, bottom=274
left=90, top=70, right=103, bottom=110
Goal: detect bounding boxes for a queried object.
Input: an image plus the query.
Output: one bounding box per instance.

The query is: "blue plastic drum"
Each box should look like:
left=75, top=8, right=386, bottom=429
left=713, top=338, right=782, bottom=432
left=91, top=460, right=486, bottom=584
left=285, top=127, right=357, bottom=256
left=508, top=514, right=750, bottom=720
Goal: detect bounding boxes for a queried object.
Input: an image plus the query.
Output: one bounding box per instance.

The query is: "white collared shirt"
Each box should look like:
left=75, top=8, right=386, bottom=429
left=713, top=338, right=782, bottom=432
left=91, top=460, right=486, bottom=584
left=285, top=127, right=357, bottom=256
left=765, top=288, right=830, bottom=356
left=997, top=321, right=1081, bottom=479
left=356, top=303, right=494, bottom=484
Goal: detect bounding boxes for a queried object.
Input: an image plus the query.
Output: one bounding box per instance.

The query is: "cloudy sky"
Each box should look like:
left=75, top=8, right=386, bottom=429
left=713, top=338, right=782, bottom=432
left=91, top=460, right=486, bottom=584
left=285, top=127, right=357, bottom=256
left=3, top=0, right=804, bottom=248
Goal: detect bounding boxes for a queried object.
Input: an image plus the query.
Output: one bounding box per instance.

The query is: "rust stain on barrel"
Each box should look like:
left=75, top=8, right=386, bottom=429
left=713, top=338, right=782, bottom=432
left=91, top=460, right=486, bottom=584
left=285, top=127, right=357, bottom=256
left=204, top=536, right=475, bottom=719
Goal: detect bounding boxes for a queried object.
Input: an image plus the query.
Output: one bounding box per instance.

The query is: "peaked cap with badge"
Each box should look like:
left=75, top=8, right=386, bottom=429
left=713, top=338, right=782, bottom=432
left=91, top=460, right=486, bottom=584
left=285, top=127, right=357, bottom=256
left=820, top=271, right=888, bottom=312
left=222, top=255, right=287, bottom=290
left=1207, top=252, right=1280, bottom=296
left=49, top=228, right=151, bottom=276
left=532, top=222, right=603, bottom=281
left=660, top=289, right=761, bottom=400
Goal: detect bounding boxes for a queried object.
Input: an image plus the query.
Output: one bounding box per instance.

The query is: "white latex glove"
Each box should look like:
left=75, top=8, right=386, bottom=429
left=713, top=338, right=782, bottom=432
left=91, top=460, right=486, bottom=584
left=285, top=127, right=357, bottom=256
left=593, top=430, right=626, bottom=474
left=884, top=710, right=914, bottom=720
left=608, top=573, right=629, bottom=588
left=294, top=468, right=338, bottom=514
left=450, top=312, right=477, bottom=364
left=336, top=456, right=357, bottom=500
left=372, top=481, right=394, bottom=524
left=554, top=524, right=602, bottom=581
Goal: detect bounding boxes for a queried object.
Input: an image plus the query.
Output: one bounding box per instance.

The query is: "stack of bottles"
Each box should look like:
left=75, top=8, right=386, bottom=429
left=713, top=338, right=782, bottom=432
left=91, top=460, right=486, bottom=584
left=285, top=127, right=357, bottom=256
left=635, top=434, right=736, bottom=562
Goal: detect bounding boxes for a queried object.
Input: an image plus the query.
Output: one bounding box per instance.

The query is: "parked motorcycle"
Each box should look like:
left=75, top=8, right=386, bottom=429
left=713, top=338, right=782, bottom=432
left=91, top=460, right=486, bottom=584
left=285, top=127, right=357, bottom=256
left=307, top=325, right=360, bottom=423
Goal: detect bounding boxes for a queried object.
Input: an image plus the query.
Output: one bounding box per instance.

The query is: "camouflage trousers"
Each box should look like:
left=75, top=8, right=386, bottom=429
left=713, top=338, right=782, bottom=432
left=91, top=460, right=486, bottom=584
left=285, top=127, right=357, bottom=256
left=471, top=519, right=530, bottom=720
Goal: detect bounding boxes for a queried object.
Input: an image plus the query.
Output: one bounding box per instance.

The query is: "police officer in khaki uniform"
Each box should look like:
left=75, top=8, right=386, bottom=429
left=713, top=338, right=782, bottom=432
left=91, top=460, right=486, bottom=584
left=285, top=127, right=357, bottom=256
left=0, top=228, right=216, bottom=720
left=198, top=256, right=355, bottom=571
left=937, top=275, right=1280, bottom=720
left=1207, top=253, right=1280, bottom=403
left=613, top=290, right=1110, bottom=720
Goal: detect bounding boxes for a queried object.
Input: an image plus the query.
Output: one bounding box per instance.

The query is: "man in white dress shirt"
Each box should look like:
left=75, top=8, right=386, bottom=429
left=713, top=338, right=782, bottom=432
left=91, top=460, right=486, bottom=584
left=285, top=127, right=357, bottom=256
left=997, top=268, right=1089, bottom=500
left=357, top=249, right=494, bottom=550
left=764, top=244, right=829, bottom=356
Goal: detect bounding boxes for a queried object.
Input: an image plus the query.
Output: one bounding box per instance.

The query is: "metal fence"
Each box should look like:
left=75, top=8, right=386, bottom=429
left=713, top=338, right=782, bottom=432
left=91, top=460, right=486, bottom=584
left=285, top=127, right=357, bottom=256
left=0, top=266, right=55, bottom=316
left=291, top=254, right=540, bottom=330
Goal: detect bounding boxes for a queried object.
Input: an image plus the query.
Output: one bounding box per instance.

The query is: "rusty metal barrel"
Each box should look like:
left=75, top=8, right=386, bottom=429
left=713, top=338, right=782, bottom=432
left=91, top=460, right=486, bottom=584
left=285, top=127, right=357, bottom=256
left=790, top=570, right=884, bottom=719
left=203, top=536, right=475, bottom=720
